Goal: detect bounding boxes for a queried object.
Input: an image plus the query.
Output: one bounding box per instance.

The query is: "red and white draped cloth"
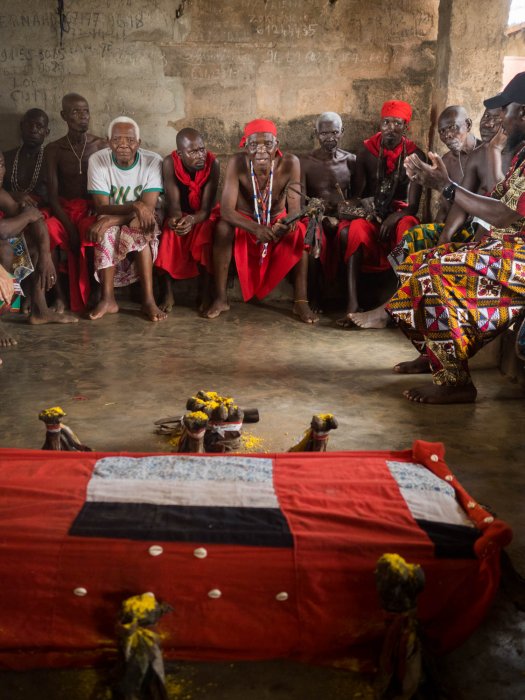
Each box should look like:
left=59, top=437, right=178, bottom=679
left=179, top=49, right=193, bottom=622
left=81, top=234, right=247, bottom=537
left=44, top=198, right=97, bottom=312
left=94, top=221, right=161, bottom=288
left=155, top=151, right=219, bottom=279
left=234, top=212, right=306, bottom=301
left=0, top=441, right=511, bottom=669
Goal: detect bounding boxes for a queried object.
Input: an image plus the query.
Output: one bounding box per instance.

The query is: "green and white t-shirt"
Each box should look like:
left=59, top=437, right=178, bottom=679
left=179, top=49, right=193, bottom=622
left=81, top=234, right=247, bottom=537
left=87, top=148, right=163, bottom=204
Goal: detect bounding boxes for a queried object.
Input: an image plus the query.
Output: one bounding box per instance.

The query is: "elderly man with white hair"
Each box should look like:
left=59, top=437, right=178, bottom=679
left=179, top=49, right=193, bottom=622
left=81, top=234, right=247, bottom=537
left=85, top=116, right=166, bottom=321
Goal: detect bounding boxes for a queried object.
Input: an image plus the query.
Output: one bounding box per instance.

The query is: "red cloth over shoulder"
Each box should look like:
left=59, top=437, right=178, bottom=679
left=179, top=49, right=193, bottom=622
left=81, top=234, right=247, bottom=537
left=363, top=133, right=418, bottom=175
left=171, top=151, right=215, bottom=212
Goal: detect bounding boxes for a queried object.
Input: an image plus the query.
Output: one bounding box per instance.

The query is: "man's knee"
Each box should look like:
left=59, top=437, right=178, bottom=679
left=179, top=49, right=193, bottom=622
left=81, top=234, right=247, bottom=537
left=339, top=225, right=349, bottom=250
left=214, top=219, right=234, bottom=245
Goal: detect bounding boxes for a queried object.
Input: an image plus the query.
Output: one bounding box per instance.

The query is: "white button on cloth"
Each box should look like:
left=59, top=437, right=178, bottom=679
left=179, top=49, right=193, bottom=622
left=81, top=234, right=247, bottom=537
left=194, top=547, right=208, bottom=559
left=276, top=592, right=289, bottom=601
left=208, top=589, right=222, bottom=599
left=483, top=516, right=494, bottom=524
left=73, top=587, right=87, bottom=597
left=149, top=545, right=163, bottom=556
left=467, top=501, right=476, bottom=509
left=430, top=454, right=439, bottom=462
left=444, top=475, right=453, bottom=482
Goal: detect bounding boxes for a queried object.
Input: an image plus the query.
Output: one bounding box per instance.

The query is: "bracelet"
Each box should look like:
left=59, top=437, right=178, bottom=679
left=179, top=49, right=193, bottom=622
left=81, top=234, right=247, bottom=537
left=441, top=182, right=457, bottom=203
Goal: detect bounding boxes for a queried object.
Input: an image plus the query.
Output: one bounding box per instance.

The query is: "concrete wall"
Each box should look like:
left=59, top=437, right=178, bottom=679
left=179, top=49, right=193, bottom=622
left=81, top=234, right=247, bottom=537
left=0, top=0, right=514, bottom=162
left=0, top=0, right=439, bottom=158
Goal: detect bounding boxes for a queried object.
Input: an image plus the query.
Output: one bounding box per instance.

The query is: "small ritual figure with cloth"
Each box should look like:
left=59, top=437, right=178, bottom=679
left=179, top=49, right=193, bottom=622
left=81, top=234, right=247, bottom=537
left=155, top=127, right=220, bottom=314
left=337, top=100, right=425, bottom=326
left=204, top=118, right=317, bottom=323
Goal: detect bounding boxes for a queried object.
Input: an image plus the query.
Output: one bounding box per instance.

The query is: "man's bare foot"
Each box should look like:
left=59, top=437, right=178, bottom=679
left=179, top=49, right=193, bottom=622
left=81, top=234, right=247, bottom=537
left=0, top=323, right=18, bottom=347
left=393, top=356, right=432, bottom=374
left=20, top=297, right=31, bottom=316
left=159, top=290, right=175, bottom=313
left=203, top=299, right=230, bottom=319
left=293, top=300, right=319, bottom=324
left=49, top=298, right=66, bottom=314
left=403, top=382, right=477, bottom=404
left=29, top=310, right=79, bottom=325
left=142, top=300, right=168, bottom=322
left=336, top=310, right=360, bottom=328
left=88, top=299, right=119, bottom=320
left=348, top=307, right=389, bottom=329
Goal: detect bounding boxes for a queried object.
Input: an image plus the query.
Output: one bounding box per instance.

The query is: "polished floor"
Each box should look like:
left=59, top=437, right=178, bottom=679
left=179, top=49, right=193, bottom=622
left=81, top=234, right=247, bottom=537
left=0, top=299, right=524, bottom=699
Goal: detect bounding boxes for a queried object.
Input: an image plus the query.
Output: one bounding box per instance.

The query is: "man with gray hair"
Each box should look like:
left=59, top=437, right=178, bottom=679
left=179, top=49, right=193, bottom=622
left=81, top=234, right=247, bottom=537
left=85, top=117, right=166, bottom=322
left=300, top=111, right=356, bottom=310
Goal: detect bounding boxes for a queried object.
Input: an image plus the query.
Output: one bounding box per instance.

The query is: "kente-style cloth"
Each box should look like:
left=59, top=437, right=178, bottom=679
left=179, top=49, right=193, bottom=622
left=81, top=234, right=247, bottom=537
left=155, top=151, right=219, bottom=279
left=234, top=212, right=306, bottom=301
left=94, top=222, right=161, bottom=287
left=338, top=209, right=419, bottom=273
left=0, top=212, right=30, bottom=312
left=239, top=119, right=283, bottom=157
left=44, top=198, right=97, bottom=312
left=386, top=145, right=525, bottom=387
left=388, top=222, right=474, bottom=271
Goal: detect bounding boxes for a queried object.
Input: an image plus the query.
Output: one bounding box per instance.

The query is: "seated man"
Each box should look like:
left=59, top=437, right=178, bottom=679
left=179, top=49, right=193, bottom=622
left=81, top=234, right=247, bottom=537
left=386, top=72, right=525, bottom=404
left=300, top=112, right=356, bottom=309
left=45, top=93, right=106, bottom=312
left=337, top=100, right=425, bottom=325
left=0, top=150, right=78, bottom=349
left=155, top=127, right=220, bottom=313
left=205, top=119, right=317, bottom=323
left=4, top=108, right=50, bottom=208
left=85, top=117, right=166, bottom=322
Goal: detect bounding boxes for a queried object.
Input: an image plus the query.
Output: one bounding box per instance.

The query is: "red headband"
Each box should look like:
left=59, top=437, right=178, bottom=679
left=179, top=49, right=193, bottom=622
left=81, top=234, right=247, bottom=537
left=381, top=100, right=412, bottom=125
left=239, top=119, right=281, bottom=155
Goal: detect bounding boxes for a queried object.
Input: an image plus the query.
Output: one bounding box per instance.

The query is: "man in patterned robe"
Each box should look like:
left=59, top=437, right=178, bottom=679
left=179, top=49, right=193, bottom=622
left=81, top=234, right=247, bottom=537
left=386, top=72, right=525, bottom=404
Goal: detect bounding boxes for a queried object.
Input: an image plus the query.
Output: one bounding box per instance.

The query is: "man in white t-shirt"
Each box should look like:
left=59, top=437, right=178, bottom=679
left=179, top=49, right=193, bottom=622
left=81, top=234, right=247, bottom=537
left=85, top=116, right=166, bottom=321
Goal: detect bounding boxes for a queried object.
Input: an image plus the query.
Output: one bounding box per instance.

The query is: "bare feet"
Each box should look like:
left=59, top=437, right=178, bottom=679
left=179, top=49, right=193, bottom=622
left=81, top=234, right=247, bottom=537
left=29, top=309, right=79, bottom=325
left=142, top=300, right=168, bottom=322
left=336, top=310, right=360, bottom=328
left=0, top=322, right=18, bottom=347
left=20, top=296, right=31, bottom=316
left=293, top=300, right=319, bottom=324
left=203, top=299, right=230, bottom=319
left=403, top=382, right=477, bottom=404
left=88, top=299, right=119, bottom=320
left=393, top=355, right=431, bottom=374
left=345, top=307, right=389, bottom=329
left=49, top=298, right=66, bottom=314
left=159, top=290, right=175, bottom=313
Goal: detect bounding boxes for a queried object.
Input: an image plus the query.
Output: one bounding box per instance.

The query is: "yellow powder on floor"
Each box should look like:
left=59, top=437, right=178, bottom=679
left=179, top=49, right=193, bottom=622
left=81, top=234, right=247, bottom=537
left=241, top=432, right=265, bottom=451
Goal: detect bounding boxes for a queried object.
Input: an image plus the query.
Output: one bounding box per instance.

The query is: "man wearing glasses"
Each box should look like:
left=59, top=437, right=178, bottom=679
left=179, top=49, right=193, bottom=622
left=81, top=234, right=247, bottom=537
left=337, top=100, right=425, bottom=328
left=204, top=118, right=317, bottom=324
left=85, top=117, right=166, bottom=322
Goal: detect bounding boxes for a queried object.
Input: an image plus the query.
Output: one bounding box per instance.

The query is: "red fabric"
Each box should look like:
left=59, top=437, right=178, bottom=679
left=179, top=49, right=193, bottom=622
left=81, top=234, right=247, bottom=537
left=0, top=441, right=510, bottom=670
left=338, top=211, right=419, bottom=272
left=156, top=203, right=220, bottom=279
left=45, top=198, right=96, bottom=312
left=381, top=100, right=413, bottom=124
left=171, top=151, right=216, bottom=212
left=364, top=133, right=418, bottom=175
left=234, top=212, right=305, bottom=301
left=239, top=119, right=283, bottom=156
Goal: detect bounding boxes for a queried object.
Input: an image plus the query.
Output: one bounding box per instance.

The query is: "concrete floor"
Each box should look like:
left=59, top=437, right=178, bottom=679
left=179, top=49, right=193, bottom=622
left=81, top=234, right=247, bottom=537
left=0, top=299, right=524, bottom=699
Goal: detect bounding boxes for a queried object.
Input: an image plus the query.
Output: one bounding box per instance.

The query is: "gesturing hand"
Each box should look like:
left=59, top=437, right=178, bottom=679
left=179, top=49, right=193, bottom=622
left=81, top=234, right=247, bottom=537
left=404, top=152, right=450, bottom=191
left=0, top=265, right=15, bottom=306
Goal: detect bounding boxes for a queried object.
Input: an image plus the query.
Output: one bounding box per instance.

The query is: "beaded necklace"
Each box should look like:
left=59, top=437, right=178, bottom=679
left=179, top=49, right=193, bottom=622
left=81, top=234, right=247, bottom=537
left=11, top=145, right=44, bottom=193
left=250, top=159, right=274, bottom=262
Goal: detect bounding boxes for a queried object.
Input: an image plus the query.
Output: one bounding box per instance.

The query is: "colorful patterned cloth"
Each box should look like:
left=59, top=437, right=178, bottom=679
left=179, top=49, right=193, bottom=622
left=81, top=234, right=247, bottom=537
left=386, top=146, right=525, bottom=386
left=388, top=222, right=474, bottom=271
left=94, top=222, right=160, bottom=288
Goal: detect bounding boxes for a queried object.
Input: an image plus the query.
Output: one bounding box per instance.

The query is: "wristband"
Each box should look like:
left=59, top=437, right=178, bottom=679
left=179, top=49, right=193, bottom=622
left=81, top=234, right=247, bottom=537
left=442, top=182, right=457, bottom=203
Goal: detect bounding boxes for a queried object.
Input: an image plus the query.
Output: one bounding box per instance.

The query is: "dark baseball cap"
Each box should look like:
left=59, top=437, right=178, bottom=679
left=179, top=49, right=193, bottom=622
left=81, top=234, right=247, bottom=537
left=484, top=72, right=525, bottom=109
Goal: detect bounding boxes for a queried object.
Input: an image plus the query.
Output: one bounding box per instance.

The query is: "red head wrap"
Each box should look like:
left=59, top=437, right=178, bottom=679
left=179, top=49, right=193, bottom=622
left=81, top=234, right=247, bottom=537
left=239, top=119, right=282, bottom=156
left=381, top=100, right=412, bottom=125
